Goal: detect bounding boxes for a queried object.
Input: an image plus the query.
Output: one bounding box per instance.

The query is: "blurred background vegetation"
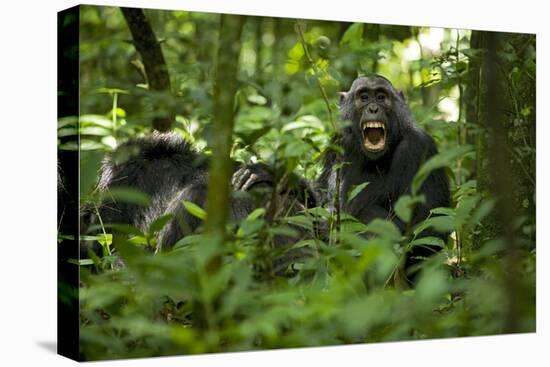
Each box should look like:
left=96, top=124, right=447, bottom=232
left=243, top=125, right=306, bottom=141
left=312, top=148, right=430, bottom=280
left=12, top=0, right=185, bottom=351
left=58, top=5, right=535, bottom=360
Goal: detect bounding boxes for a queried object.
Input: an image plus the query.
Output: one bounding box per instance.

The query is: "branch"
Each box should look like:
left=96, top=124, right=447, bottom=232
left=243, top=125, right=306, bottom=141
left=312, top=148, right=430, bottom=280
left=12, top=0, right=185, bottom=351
left=120, top=7, right=173, bottom=131
left=204, top=14, right=245, bottom=239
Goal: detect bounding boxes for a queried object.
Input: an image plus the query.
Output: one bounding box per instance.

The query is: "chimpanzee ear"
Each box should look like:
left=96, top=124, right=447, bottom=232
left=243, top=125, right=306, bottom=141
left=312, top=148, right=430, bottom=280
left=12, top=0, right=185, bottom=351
left=338, top=91, right=348, bottom=107
left=397, top=90, right=407, bottom=102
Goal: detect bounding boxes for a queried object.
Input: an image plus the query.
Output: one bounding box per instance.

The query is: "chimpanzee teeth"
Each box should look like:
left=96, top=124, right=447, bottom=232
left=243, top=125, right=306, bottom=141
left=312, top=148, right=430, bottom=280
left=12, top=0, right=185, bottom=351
left=362, top=121, right=385, bottom=130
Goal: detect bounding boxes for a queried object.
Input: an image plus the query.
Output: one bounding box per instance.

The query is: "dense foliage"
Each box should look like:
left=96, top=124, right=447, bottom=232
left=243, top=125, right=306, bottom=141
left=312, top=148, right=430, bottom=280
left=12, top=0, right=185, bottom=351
left=58, top=6, right=536, bottom=360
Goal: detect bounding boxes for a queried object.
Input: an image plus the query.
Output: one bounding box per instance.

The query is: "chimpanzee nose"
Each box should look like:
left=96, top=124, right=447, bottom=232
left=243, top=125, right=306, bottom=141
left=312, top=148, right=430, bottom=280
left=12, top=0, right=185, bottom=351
left=367, top=104, right=379, bottom=114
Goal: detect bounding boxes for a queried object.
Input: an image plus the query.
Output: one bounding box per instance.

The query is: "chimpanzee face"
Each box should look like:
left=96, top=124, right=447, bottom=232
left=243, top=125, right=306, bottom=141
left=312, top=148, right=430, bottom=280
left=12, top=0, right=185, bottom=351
left=340, top=75, right=403, bottom=159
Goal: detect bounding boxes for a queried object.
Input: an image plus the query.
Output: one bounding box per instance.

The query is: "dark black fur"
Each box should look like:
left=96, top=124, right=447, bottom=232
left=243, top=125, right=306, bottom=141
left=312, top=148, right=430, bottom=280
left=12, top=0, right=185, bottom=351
left=85, top=132, right=316, bottom=262
left=317, top=75, right=450, bottom=275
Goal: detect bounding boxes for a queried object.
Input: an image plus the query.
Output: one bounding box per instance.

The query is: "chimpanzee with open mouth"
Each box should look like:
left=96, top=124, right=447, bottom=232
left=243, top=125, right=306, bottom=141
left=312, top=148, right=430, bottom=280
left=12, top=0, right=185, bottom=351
left=317, top=74, right=451, bottom=281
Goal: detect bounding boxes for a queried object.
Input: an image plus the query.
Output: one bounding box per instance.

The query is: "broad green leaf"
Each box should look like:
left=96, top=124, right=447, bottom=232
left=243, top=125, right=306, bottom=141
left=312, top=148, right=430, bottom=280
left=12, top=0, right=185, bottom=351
left=347, top=182, right=369, bottom=203
left=237, top=218, right=265, bottom=238
left=80, top=139, right=108, bottom=151
left=57, top=127, right=79, bottom=137
left=455, top=195, right=480, bottom=227
left=268, top=225, right=300, bottom=238
left=364, top=218, right=403, bottom=242
left=285, top=215, right=315, bottom=231
left=430, top=207, right=455, bottom=216
left=412, top=145, right=473, bottom=195
left=246, top=208, right=265, bottom=220
left=413, top=216, right=455, bottom=237
left=97, top=233, right=112, bottom=248
left=182, top=200, right=207, bottom=220
left=340, top=23, right=364, bottom=46
left=149, top=214, right=173, bottom=233
left=58, top=141, right=78, bottom=151
left=305, top=207, right=331, bottom=218
left=68, top=258, right=95, bottom=266
left=281, top=120, right=311, bottom=133
left=173, top=234, right=203, bottom=250
left=394, top=195, right=425, bottom=223
left=282, top=115, right=324, bottom=133
left=469, top=198, right=496, bottom=226
left=408, top=236, right=446, bottom=249
left=80, top=114, right=113, bottom=128
left=127, top=235, right=148, bottom=246
left=283, top=139, right=311, bottom=158
left=58, top=116, right=78, bottom=129
left=79, top=126, right=111, bottom=136
left=247, top=94, right=267, bottom=105
left=101, top=136, right=117, bottom=150
left=115, top=107, right=126, bottom=117
left=96, top=224, right=144, bottom=236
left=340, top=218, right=369, bottom=234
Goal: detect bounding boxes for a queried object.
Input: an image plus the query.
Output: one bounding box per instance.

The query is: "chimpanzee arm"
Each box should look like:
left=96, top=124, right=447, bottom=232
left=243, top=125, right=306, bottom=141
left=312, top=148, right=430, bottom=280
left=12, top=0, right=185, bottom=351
left=388, top=129, right=451, bottom=281
left=232, top=163, right=318, bottom=209
left=389, top=128, right=449, bottom=225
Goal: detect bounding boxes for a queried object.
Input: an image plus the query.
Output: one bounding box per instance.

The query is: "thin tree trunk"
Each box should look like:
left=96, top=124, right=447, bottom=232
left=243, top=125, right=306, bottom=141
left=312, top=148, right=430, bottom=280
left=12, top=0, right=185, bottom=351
left=483, top=32, right=520, bottom=333
left=121, top=7, right=174, bottom=131
left=204, top=14, right=245, bottom=240
left=254, top=17, right=263, bottom=84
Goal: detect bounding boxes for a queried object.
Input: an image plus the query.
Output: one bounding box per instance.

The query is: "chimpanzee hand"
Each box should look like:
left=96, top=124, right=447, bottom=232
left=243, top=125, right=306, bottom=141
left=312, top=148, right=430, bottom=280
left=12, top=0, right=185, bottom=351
left=231, top=163, right=274, bottom=191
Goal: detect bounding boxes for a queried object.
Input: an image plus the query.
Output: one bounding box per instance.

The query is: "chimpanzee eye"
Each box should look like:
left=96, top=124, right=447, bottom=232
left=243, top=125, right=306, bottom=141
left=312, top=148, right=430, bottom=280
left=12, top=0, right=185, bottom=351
left=360, top=93, right=369, bottom=102
left=376, top=93, right=386, bottom=102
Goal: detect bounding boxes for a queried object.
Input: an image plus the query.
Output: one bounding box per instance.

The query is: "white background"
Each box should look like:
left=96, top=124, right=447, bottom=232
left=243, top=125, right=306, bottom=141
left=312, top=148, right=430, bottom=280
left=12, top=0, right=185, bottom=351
left=0, top=0, right=547, bottom=365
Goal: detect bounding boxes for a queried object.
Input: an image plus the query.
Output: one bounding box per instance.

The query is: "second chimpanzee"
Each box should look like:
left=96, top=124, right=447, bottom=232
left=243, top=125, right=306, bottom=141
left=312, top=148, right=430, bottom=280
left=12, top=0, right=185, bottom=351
left=85, top=132, right=315, bottom=273
left=317, top=75, right=450, bottom=278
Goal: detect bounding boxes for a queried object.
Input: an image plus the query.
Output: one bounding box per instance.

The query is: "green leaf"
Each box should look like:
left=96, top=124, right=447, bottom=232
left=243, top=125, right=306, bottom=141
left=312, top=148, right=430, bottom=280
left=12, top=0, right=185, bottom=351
left=58, top=116, right=77, bottom=129
left=97, top=233, right=112, bottom=248
left=57, top=127, right=79, bottom=137
left=469, top=198, right=496, bottom=226
left=148, top=214, right=173, bottom=233
left=412, top=145, right=473, bottom=195
left=80, top=139, right=108, bottom=151
left=413, top=216, right=455, bottom=237
left=173, top=234, right=203, bottom=250
left=340, top=217, right=369, bottom=234
left=97, top=224, right=144, bottom=236
left=430, top=207, right=455, bottom=216
left=182, top=200, right=207, bottom=220
left=305, top=207, right=331, bottom=218
left=105, top=188, right=151, bottom=206
left=364, top=219, right=403, bottom=242
left=246, top=208, right=265, bottom=220
left=79, top=126, right=111, bottom=136
left=268, top=225, right=300, bottom=238
left=285, top=215, right=315, bottom=231
left=247, top=94, right=267, bottom=105
left=127, top=235, right=148, bottom=245
left=408, top=236, right=446, bottom=249
left=281, top=115, right=324, bottom=133
left=394, top=195, right=425, bottom=223
left=80, top=114, right=113, bottom=128
left=281, top=121, right=310, bottom=133
left=97, top=87, right=129, bottom=95
left=454, top=195, right=480, bottom=227
left=347, top=182, right=369, bottom=203
left=237, top=218, right=265, bottom=238
left=340, top=23, right=364, bottom=46
left=68, top=258, right=95, bottom=266
left=283, top=139, right=311, bottom=158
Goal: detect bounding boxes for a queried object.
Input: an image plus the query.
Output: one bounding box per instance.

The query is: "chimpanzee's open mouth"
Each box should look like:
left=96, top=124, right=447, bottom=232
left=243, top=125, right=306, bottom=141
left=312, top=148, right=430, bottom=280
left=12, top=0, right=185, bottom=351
left=361, top=121, right=386, bottom=152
